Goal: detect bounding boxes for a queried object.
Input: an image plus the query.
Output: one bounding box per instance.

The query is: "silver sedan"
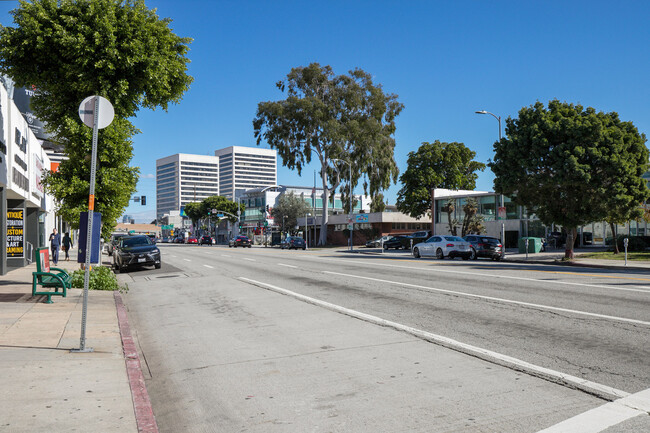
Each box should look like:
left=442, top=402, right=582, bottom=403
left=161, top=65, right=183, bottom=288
left=412, top=235, right=472, bottom=260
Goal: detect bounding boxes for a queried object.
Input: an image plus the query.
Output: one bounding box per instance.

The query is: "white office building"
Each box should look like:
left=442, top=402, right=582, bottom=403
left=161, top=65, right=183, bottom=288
left=155, top=153, right=220, bottom=219
left=214, top=146, right=277, bottom=200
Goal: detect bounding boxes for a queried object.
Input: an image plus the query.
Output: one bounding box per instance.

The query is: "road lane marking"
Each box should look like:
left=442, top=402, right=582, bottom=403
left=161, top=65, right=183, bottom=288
left=203, top=264, right=214, bottom=269
left=313, top=257, right=650, bottom=294
left=277, top=263, right=298, bottom=269
left=537, top=388, right=650, bottom=432
left=221, top=255, right=231, bottom=258
left=243, top=258, right=256, bottom=262
left=169, top=255, right=177, bottom=258
left=323, top=271, right=650, bottom=327
left=239, top=276, right=629, bottom=401
left=183, top=259, right=191, bottom=262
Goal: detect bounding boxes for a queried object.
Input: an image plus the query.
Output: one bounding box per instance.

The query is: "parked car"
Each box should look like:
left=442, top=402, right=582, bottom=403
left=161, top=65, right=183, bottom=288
left=112, top=235, right=161, bottom=273
left=365, top=235, right=391, bottom=248
left=412, top=235, right=472, bottom=259
left=200, top=235, right=213, bottom=245
left=463, top=235, right=503, bottom=260
left=383, top=235, right=409, bottom=250
left=107, top=233, right=130, bottom=256
left=187, top=236, right=198, bottom=244
left=281, top=236, right=306, bottom=250
left=229, top=235, right=252, bottom=248
left=174, top=237, right=185, bottom=244
left=408, top=230, right=433, bottom=246
left=161, top=237, right=171, bottom=243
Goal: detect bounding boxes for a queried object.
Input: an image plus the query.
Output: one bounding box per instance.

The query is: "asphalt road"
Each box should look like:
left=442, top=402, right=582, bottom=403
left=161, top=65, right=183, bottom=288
left=120, top=244, right=650, bottom=432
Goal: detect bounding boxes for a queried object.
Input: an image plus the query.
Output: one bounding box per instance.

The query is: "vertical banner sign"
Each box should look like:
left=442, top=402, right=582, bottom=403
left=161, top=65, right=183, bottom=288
left=6, top=209, right=24, bottom=258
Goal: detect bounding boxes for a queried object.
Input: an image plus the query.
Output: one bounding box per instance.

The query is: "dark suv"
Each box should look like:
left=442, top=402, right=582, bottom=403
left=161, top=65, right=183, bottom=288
left=200, top=235, right=213, bottom=245
left=383, top=235, right=409, bottom=250
left=463, top=235, right=503, bottom=260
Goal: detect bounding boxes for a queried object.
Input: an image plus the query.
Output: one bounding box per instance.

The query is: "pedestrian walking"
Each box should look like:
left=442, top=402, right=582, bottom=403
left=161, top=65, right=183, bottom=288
left=62, top=232, right=72, bottom=261
left=49, top=228, right=61, bottom=265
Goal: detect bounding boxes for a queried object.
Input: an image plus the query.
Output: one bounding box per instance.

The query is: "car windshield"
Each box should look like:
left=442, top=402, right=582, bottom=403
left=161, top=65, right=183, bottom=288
left=122, top=236, right=152, bottom=247
left=444, top=236, right=464, bottom=242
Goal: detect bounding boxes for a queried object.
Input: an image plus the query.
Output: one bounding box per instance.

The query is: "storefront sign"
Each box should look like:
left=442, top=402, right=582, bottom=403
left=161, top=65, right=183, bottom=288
left=32, top=153, right=44, bottom=200
left=7, top=208, right=24, bottom=258
left=355, top=214, right=369, bottom=223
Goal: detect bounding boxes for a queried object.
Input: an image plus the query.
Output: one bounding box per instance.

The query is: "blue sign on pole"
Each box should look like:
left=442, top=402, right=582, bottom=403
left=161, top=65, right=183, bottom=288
left=78, top=211, right=102, bottom=264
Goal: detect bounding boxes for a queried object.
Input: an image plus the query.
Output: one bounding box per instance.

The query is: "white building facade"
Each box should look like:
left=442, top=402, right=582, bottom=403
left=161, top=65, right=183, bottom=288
left=214, top=146, right=277, bottom=200
left=156, top=153, right=220, bottom=219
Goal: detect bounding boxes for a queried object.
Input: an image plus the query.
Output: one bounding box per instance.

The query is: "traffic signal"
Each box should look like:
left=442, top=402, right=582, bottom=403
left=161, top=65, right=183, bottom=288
left=141, top=195, right=146, bottom=205
left=265, top=204, right=269, bottom=213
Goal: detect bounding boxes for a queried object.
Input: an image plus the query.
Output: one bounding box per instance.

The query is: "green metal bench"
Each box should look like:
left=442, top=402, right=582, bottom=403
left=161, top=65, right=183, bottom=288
left=32, top=247, right=72, bottom=303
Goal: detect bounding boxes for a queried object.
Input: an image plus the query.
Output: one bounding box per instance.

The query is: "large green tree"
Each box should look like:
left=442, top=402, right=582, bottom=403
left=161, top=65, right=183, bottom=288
left=0, top=0, right=193, bottom=237
left=254, top=63, right=403, bottom=245
left=270, top=192, right=311, bottom=235
left=396, top=141, right=486, bottom=223
left=490, top=100, right=649, bottom=259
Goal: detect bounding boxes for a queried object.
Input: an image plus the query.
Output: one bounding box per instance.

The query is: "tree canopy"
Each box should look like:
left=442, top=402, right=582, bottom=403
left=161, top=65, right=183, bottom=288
left=254, top=63, right=403, bottom=245
left=396, top=141, right=485, bottom=218
left=0, top=0, right=193, bottom=237
left=490, top=100, right=649, bottom=258
left=270, top=192, right=311, bottom=235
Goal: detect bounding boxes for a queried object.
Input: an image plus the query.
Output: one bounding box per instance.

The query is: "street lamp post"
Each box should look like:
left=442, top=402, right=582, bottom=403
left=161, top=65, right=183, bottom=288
left=475, top=110, right=506, bottom=254
left=305, top=213, right=311, bottom=249
left=332, top=158, right=353, bottom=251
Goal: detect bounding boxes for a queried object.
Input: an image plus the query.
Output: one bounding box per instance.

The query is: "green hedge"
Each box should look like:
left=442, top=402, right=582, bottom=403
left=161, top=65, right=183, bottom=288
left=71, top=266, right=122, bottom=291
left=607, top=235, right=650, bottom=252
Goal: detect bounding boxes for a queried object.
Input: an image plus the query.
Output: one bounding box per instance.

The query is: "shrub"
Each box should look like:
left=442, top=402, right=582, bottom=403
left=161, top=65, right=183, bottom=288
left=71, top=266, right=123, bottom=291
left=612, top=235, right=649, bottom=252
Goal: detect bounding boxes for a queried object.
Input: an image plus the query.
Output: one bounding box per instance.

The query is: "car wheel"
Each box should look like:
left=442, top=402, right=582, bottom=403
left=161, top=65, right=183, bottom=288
left=118, top=265, right=127, bottom=273
left=470, top=248, right=477, bottom=260
left=494, top=255, right=502, bottom=261
left=413, top=247, right=421, bottom=259
left=436, top=248, right=444, bottom=259
left=462, top=255, right=470, bottom=260
left=302, top=247, right=306, bottom=250
left=154, top=263, right=161, bottom=269
left=248, top=245, right=252, bottom=248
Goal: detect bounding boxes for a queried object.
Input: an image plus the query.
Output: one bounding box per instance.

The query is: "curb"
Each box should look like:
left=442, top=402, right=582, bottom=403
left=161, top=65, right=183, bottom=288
left=114, top=291, right=159, bottom=433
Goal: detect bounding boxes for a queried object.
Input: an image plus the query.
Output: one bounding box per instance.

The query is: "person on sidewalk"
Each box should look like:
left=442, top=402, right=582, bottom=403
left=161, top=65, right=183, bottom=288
left=62, top=232, right=72, bottom=261
left=49, top=228, right=61, bottom=265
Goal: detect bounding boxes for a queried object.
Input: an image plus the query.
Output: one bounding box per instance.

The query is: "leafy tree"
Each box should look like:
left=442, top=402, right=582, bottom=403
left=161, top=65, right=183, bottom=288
left=254, top=63, right=403, bottom=245
left=443, top=198, right=459, bottom=236
left=461, top=198, right=484, bottom=236
left=200, top=195, right=243, bottom=226
left=396, top=141, right=486, bottom=220
left=271, top=192, right=310, bottom=235
left=0, top=0, right=193, bottom=237
left=370, top=193, right=386, bottom=213
left=490, top=100, right=649, bottom=259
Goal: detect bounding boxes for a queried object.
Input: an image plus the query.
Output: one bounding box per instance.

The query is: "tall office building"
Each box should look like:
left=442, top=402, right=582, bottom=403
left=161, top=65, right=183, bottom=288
left=156, top=154, right=220, bottom=219
left=214, top=146, right=277, bottom=200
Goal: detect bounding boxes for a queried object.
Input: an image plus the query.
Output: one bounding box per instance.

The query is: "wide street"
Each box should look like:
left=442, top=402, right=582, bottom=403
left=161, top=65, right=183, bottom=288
left=121, top=243, right=650, bottom=432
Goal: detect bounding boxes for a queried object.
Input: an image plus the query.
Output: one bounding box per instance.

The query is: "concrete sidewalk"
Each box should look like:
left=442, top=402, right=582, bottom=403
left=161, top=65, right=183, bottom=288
left=0, top=250, right=148, bottom=432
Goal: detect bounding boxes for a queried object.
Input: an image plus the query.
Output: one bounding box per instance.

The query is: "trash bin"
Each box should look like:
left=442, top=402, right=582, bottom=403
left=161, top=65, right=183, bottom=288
left=518, top=237, right=543, bottom=253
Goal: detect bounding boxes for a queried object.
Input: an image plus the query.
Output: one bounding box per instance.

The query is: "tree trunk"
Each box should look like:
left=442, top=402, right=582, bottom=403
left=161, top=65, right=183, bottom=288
left=319, top=168, right=329, bottom=246
left=609, top=222, right=619, bottom=254
left=564, top=227, right=576, bottom=259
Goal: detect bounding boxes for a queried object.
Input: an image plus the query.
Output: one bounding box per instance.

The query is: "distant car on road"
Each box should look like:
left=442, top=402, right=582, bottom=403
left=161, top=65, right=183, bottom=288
left=412, top=235, right=471, bottom=260
left=365, top=235, right=391, bottom=248
left=463, top=235, right=503, bottom=260
left=383, top=235, right=409, bottom=250
left=281, top=236, right=306, bottom=250
left=200, top=235, right=213, bottom=245
left=112, top=234, right=161, bottom=273
left=187, top=236, right=198, bottom=244
left=174, top=237, right=185, bottom=244
left=229, top=235, right=252, bottom=248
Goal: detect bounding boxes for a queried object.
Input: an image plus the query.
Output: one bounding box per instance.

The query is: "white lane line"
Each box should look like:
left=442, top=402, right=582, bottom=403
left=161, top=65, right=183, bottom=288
left=537, top=388, right=650, bottom=432
left=169, top=255, right=177, bottom=258
left=243, top=258, right=256, bottom=262
left=203, top=264, right=214, bottom=269
left=277, top=263, right=298, bottom=269
left=238, top=276, right=629, bottom=401
left=323, top=271, right=650, bottom=327
left=183, top=259, right=191, bottom=262
left=313, top=256, right=650, bottom=294
left=221, top=255, right=231, bottom=258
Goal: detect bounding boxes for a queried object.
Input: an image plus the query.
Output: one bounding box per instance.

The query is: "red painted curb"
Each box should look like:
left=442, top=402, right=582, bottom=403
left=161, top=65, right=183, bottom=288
left=114, top=291, right=159, bottom=433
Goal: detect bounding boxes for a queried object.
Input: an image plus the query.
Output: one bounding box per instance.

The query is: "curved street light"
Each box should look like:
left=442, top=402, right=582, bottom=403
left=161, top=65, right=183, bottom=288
left=475, top=110, right=505, bottom=254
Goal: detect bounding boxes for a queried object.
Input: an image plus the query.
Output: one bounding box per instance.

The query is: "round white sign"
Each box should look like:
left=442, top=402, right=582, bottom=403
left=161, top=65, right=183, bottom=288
left=78, top=95, right=114, bottom=129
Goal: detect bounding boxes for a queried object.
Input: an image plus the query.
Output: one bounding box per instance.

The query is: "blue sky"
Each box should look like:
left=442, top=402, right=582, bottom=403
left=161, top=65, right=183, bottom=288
left=2, top=1, right=649, bottom=223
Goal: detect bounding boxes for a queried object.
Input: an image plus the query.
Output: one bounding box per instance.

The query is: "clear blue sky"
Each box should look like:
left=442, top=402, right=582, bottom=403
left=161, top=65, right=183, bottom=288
left=2, top=1, right=649, bottom=223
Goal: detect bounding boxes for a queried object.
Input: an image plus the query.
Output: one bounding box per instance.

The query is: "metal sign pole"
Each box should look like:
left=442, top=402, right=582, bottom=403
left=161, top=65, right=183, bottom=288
left=72, top=97, right=99, bottom=353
